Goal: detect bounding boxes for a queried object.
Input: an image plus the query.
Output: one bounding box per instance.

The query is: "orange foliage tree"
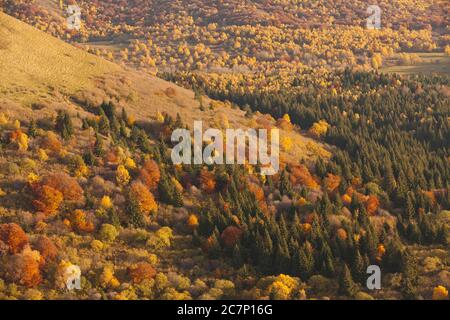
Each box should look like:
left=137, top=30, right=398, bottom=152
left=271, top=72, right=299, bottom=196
left=337, top=228, right=348, bottom=240
left=376, top=244, right=386, bottom=262
left=139, top=160, right=161, bottom=191
left=6, top=247, right=42, bottom=288
left=40, top=131, right=63, bottom=154
left=324, top=173, right=341, bottom=194
left=32, top=184, right=63, bottom=217
left=41, top=173, right=84, bottom=201
left=9, top=129, right=29, bottom=151
left=365, top=195, right=380, bottom=215
left=276, top=114, right=293, bottom=130
left=199, top=169, right=216, bottom=193
left=432, top=286, right=448, bottom=300
left=248, top=182, right=265, bottom=202
left=128, top=262, right=157, bottom=284
left=186, top=214, right=199, bottom=231
left=129, top=181, right=158, bottom=215
left=423, top=191, right=436, bottom=206
left=69, top=210, right=95, bottom=233
left=0, top=223, right=29, bottom=254
left=308, top=120, right=330, bottom=138
left=289, top=165, right=320, bottom=190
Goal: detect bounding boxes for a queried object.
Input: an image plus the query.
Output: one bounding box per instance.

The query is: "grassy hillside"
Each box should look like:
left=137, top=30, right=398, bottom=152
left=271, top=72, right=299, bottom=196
left=0, top=12, right=119, bottom=105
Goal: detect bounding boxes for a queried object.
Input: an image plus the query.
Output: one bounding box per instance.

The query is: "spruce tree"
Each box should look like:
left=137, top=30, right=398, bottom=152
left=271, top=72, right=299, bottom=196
left=298, top=244, right=314, bottom=280
left=320, top=244, right=335, bottom=277
left=436, top=225, right=448, bottom=246
left=279, top=169, right=292, bottom=196
left=109, top=207, right=121, bottom=228
left=207, top=229, right=221, bottom=259
left=405, top=192, right=416, bottom=220
left=382, top=238, right=404, bottom=272
left=98, top=109, right=110, bottom=136
left=400, top=250, right=418, bottom=299
left=55, top=110, right=74, bottom=140
left=94, top=133, right=105, bottom=157
left=339, top=264, right=358, bottom=297
left=121, top=107, right=129, bottom=123
left=351, top=249, right=365, bottom=283
left=83, top=150, right=96, bottom=166
left=158, top=171, right=183, bottom=207
left=28, top=119, right=37, bottom=137
left=126, top=194, right=145, bottom=228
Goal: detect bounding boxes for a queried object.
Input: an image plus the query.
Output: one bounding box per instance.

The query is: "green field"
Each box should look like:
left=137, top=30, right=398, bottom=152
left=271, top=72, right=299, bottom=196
left=381, top=52, right=450, bottom=75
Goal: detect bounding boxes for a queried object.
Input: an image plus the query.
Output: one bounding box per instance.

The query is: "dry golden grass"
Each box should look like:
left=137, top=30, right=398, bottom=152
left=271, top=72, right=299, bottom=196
left=0, top=12, right=120, bottom=105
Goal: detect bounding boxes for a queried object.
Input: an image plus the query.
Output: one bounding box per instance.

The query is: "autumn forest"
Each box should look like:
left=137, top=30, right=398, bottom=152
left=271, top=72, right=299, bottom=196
left=0, top=0, right=448, bottom=302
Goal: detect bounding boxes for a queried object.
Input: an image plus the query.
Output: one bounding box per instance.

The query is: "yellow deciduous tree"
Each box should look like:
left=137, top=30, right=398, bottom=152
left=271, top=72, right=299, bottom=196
left=186, top=214, right=199, bottom=230
left=32, top=185, right=64, bottom=217
left=100, top=196, right=113, bottom=209
left=99, top=266, right=120, bottom=289
left=432, top=286, right=448, bottom=300
left=116, top=165, right=131, bottom=186
left=281, top=136, right=293, bottom=152
left=308, top=120, right=330, bottom=138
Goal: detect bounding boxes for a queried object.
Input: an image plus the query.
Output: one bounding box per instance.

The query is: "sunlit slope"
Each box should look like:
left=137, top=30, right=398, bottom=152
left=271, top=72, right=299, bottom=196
left=0, top=12, right=119, bottom=104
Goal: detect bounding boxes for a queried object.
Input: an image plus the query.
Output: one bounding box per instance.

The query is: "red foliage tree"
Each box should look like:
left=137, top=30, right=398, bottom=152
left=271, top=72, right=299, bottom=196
left=220, top=226, right=243, bottom=248
left=34, top=236, right=58, bottom=266
left=365, top=195, right=380, bottom=216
